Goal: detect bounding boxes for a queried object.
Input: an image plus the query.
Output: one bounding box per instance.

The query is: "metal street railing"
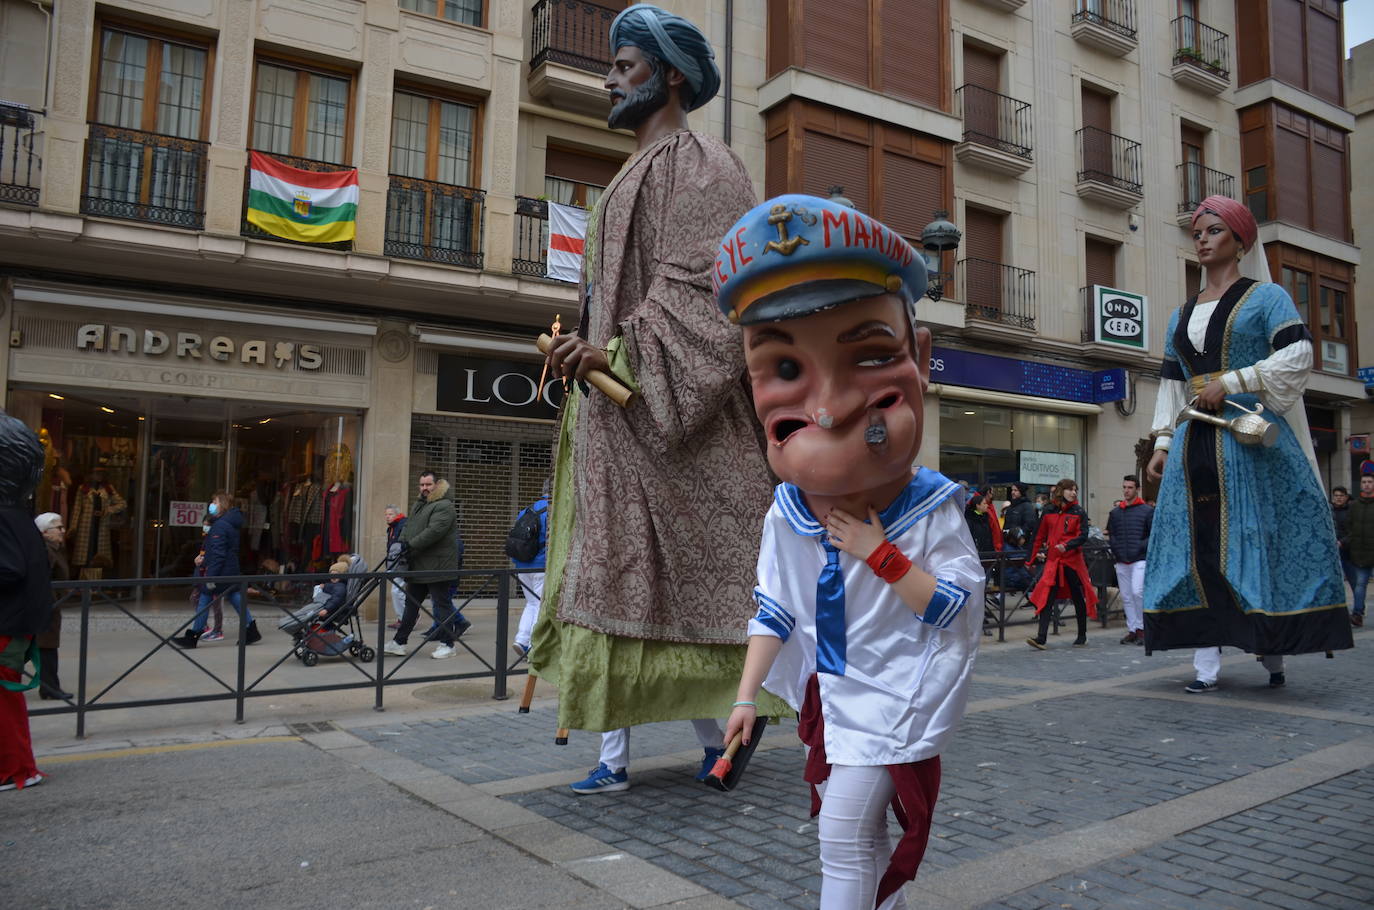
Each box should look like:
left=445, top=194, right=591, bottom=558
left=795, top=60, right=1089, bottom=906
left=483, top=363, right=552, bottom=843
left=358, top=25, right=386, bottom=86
left=955, top=85, right=1033, bottom=160
left=529, top=0, right=620, bottom=73
left=83, top=124, right=207, bottom=229
left=26, top=567, right=529, bottom=738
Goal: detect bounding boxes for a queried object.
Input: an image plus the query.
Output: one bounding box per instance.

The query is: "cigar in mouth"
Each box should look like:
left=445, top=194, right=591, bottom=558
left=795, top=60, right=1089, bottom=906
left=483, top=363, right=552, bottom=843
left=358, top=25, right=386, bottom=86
left=865, top=415, right=888, bottom=448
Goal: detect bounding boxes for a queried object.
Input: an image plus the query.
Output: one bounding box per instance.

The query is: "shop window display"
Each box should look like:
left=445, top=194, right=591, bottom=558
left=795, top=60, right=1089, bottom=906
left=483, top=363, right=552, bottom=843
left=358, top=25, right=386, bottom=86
left=6, top=389, right=360, bottom=585
left=939, top=402, right=1085, bottom=500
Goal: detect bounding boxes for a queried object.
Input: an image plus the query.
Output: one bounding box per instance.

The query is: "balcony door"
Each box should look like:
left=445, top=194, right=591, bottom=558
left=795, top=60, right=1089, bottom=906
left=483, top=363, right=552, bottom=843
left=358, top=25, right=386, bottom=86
left=964, top=207, right=1005, bottom=319
left=385, top=90, right=482, bottom=263
left=1080, top=85, right=1114, bottom=179
left=961, top=43, right=1003, bottom=146
left=86, top=25, right=210, bottom=223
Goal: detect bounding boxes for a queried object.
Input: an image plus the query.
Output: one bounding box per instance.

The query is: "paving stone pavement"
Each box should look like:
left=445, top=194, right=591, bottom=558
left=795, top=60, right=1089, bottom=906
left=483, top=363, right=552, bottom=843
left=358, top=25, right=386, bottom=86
left=342, top=631, right=1374, bottom=908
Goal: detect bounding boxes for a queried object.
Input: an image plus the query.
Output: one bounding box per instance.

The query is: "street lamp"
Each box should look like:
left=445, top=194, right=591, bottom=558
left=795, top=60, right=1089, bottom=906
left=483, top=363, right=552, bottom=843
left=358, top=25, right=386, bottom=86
left=921, top=210, right=961, bottom=302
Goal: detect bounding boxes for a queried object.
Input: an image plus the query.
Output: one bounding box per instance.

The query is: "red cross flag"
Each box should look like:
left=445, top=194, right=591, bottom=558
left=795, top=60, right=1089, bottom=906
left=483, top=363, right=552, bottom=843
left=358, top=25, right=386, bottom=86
left=546, top=202, right=588, bottom=284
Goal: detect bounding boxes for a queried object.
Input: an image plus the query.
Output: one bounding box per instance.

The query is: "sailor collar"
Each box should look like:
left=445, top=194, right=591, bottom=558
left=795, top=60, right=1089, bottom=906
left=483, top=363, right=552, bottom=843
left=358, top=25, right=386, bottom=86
left=774, top=469, right=963, bottom=541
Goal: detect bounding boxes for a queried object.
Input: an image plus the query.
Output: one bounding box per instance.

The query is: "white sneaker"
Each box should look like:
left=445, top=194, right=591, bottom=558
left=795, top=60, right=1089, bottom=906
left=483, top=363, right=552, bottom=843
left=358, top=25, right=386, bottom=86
left=383, top=641, right=406, bottom=656
left=431, top=644, right=456, bottom=660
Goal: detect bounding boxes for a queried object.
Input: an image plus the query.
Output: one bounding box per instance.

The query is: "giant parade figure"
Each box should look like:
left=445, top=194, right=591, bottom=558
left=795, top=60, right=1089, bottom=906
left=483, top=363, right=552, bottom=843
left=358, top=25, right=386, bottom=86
left=530, top=3, right=784, bottom=793
left=1144, top=195, right=1353, bottom=692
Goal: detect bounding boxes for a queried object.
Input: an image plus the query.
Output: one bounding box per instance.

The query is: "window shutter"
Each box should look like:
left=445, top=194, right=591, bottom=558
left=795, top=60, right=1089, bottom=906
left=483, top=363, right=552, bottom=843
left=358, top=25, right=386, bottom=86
left=1271, top=0, right=1305, bottom=88
left=1275, top=126, right=1311, bottom=228
left=802, top=0, right=870, bottom=88
left=1081, top=87, right=1112, bottom=131
left=1085, top=238, right=1116, bottom=289
left=879, top=151, right=939, bottom=241
left=545, top=147, right=622, bottom=186
left=881, top=0, right=942, bottom=107
left=1305, top=6, right=1342, bottom=104
left=1311, top=142, right=1346, bottom=240
left=766, top=132, right=789, bottom=199
left=803, top=131, right=871, bottom=213
left=962, top=44, right=1000, bottom=93
left=963, top=208, right=1005, bottom=316
left=767, top=0, right=792, bottom=77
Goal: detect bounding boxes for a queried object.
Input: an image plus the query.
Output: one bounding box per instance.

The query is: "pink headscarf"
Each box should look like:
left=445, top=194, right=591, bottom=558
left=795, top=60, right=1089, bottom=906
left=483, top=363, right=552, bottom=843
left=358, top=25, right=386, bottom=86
left=1190, top=195, right=1258, bottom=252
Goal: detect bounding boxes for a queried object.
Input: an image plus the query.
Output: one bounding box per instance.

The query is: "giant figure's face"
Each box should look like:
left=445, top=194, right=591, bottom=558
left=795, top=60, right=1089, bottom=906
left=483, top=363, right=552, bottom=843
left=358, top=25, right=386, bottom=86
left=605, top=45, right=669, bottom=131
left=744, top=294, right=930, bottom=497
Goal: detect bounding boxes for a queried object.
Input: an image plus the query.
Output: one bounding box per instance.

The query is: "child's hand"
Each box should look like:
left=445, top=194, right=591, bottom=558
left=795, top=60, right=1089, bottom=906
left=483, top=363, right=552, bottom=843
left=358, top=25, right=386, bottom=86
left=825, top=506, right=887, bottom=560
left=724, top=704, right=758, bottom=747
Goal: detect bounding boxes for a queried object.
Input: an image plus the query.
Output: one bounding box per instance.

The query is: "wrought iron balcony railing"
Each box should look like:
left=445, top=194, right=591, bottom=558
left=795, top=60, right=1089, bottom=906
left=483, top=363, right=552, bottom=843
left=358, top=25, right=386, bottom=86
left=955, top=85, right=1033, bottom=160
left=530, top=0, right=619, bottom=74
left=1177, top=162, right=1235, bottom=216
left=82, top=124, right=207, bottom=229
left=1076, top=127, right=1143, bottom=195
left=1, top=102, right=41, bottom=207
left=241, top=151, right=356, bottom=251
left=959, top=258, right=1036, bottom=331
left=385, top=175, right=485, bottom=269
left=513, top=195, right=549, bottom=277
left=1171, top=16, right=1230, bottom=80
left=1071, top=0, right=1136, bottom=40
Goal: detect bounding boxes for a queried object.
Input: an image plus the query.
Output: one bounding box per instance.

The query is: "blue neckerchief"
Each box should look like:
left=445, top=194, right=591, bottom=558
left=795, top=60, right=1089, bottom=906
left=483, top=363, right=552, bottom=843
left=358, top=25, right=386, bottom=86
left=772, top=469, right=962, bottom=675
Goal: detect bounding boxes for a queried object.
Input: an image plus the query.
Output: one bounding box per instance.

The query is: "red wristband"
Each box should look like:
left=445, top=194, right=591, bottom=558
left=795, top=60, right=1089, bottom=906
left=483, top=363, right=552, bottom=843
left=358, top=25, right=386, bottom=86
left=865, top=540, right=912, bottom=583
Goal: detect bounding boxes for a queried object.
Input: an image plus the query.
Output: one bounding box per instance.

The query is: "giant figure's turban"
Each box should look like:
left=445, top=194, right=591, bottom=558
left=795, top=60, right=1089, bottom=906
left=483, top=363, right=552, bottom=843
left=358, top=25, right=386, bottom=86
left=610, top=3, right=721, bottom=113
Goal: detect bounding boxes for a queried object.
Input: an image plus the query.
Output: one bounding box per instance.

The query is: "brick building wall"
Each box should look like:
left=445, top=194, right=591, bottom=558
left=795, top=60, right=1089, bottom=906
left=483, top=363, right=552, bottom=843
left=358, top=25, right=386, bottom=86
left=408, top=414, right=555, bottom=592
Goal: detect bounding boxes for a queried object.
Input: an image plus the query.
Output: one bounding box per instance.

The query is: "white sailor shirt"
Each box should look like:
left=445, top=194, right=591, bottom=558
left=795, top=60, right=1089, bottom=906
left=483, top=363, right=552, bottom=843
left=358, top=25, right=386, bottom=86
left=748, top=469, right=985, bottom=766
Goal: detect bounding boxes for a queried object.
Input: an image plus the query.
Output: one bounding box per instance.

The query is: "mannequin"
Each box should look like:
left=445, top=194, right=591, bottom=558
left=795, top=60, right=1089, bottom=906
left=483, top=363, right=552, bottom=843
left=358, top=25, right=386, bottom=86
left=36, top=428, right=71, bottom=524
left=68, top=464, right=126, bottom=573
left=322, top=444, right=354, bottom=555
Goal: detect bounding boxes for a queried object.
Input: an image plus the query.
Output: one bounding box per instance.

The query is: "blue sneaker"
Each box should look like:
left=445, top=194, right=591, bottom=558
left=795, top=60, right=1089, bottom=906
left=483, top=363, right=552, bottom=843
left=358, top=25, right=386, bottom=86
left=695, top=747, right=725, bottom=782
left=570, top=762, right=629, bottom=795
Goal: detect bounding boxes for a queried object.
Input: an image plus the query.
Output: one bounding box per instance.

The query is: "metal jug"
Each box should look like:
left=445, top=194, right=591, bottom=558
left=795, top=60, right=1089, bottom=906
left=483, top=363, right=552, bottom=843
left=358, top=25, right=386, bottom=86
left=1175, top=398, right=1279, bottom=447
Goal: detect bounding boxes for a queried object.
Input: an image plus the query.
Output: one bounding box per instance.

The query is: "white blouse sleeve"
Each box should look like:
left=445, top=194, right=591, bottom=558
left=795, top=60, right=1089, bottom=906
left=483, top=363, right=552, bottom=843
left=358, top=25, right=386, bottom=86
left=1219, top=340, right=1313, bottom=414
left=1151, top=378, right=1188, bottom=452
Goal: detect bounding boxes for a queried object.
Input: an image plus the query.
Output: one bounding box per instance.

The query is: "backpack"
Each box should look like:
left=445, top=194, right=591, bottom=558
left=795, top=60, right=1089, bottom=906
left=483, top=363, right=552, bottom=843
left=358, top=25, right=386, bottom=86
left=504, top=501, right=546, bottom=562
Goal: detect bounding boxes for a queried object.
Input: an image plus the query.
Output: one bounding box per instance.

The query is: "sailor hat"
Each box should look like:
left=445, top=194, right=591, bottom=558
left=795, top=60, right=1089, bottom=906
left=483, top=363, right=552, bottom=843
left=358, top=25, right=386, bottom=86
left=713, top=194, right=927, bottom=326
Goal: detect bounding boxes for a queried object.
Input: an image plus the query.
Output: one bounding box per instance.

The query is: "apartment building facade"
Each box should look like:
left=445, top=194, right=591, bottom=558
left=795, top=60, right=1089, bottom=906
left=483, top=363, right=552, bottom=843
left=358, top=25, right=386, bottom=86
left=0, top=0, right=1359, bottom=580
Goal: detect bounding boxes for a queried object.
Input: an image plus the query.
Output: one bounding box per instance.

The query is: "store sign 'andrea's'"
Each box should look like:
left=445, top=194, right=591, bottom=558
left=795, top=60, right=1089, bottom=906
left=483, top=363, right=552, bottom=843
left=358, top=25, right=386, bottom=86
left=75, top=324, right=323, bottom=370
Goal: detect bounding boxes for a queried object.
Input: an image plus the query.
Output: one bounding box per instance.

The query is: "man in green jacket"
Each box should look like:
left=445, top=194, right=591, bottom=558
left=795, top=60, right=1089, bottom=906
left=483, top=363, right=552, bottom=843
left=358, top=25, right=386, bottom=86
left=1346, top=472, right=1374, bottom=628
left=385, top=471, right=467, bottom=659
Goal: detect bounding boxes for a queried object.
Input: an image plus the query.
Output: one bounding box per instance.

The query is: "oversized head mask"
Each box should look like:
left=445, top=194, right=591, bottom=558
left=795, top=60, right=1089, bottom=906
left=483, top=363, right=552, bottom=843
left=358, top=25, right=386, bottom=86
left=714, top=195, right=931, bottom=497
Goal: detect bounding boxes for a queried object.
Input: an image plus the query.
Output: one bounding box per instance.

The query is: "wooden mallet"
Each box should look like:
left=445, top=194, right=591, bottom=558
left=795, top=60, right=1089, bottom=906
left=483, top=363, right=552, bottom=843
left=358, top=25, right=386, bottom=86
left=703, top=717, right=769, bottom=791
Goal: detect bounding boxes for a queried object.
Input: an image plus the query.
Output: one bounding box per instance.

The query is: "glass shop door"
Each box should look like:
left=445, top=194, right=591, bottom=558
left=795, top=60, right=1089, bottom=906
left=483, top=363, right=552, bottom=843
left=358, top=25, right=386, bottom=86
left=147, top=416, right=228, bottom=579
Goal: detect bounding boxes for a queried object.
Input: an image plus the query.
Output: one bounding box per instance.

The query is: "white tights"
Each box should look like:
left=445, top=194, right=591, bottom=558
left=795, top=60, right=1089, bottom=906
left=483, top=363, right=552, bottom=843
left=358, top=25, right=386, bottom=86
left=817, top=764, right=909, bottom=910
left=598, top=719, right=724, bottom=772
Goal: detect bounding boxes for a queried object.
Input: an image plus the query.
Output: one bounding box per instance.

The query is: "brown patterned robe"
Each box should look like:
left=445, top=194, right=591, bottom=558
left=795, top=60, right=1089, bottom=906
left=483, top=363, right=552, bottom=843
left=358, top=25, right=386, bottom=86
left=554, top=130, right=771, bottom=643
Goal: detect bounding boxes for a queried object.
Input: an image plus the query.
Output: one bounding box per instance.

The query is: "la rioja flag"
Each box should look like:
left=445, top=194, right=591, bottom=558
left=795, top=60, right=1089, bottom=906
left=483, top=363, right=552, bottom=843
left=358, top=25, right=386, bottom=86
left=546, top=202, right=588, bottom=283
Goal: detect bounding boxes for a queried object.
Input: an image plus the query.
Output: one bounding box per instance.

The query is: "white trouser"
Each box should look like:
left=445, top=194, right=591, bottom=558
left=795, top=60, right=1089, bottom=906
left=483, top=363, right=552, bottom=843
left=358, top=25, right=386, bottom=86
left=1114, top=560, right=1146, bottom=632
left=1193, top=647, right=1284, bottom=684
left=598, top=719, right=724, bottom=773
left=515, top=572, right=545, bottom=648
left=817, top=764, right=909, bottom=910
left=388, top=578, right=406, bottom=621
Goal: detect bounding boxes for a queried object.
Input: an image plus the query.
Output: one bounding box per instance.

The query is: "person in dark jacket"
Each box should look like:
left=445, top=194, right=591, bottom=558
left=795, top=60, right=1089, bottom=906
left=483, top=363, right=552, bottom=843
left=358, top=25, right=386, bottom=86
left=1001, top=482, right=1038, bottom=550
left=1105, top=475, right=1154, bottom=645
left=964, top=494, right=996, bottom=553
left=383, top=506, right=407, bottom=628
left=173, top=492, right=259, bottom=648
left=0, top=410, right=50, bottom=791
left=1331, top=486, right=1355, bottom=591
left=1024, top=478, right=1097, bottom=649
left=1344, top=474, right=1374, bottom=628
left=34, top=512, right=71, bottom=699
left=385, top=472, right=467, bottom=660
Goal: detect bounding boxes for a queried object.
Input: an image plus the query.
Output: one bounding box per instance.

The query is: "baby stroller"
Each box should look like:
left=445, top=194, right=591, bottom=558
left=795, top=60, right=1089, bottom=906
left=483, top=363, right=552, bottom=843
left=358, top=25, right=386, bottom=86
left=277, top=554, right=378, bottom=667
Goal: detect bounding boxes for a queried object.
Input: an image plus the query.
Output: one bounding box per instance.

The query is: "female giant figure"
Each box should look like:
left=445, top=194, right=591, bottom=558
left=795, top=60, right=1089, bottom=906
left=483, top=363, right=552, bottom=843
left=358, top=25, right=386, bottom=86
left=1144, top=196, right=1353, bottom=691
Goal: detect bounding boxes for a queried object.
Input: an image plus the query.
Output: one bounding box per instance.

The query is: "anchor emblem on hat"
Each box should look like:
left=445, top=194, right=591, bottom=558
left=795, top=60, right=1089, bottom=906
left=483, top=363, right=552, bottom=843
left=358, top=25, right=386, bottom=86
left=764, top=204, right=814, bottom=256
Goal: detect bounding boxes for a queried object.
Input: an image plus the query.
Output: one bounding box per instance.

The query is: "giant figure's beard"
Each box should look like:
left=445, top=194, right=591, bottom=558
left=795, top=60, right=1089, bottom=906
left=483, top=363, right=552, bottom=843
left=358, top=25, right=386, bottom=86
left=607, top=66, right=670, bottom=131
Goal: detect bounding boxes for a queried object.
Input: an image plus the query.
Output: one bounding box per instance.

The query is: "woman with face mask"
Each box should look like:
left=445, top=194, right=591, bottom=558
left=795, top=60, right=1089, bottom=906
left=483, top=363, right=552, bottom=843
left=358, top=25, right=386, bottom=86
left=172, top=493, right=258, bottom=648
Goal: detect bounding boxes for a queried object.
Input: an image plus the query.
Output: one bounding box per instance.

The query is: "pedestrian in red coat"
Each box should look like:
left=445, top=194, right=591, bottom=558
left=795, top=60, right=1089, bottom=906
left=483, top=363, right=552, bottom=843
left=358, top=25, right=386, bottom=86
left=1024, top=478, right=1098, bottom=649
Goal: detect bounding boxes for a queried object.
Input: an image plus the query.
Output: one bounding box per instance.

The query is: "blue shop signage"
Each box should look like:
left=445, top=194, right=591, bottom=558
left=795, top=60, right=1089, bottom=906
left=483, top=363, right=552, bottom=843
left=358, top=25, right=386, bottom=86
left=1357, top=366, right=1374, bottom=388
left=930, top=347, right=1126, bottom=404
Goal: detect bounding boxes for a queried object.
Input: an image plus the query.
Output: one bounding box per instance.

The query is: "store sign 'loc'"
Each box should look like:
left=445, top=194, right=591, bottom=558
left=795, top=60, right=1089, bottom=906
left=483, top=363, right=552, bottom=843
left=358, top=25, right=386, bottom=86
left=76, top=324, right=323, bottom=370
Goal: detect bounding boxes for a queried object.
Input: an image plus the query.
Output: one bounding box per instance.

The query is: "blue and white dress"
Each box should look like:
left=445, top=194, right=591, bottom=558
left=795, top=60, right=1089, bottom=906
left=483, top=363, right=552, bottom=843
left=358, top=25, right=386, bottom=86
left=749, top=469, right=985, bottom=766
left=1143, top=278, right=1352, bottom=656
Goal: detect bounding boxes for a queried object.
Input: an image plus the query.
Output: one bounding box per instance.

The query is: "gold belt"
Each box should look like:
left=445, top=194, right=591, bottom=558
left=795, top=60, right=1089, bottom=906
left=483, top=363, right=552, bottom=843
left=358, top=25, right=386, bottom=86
left=1188, top=371, right=1225, bottom=395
